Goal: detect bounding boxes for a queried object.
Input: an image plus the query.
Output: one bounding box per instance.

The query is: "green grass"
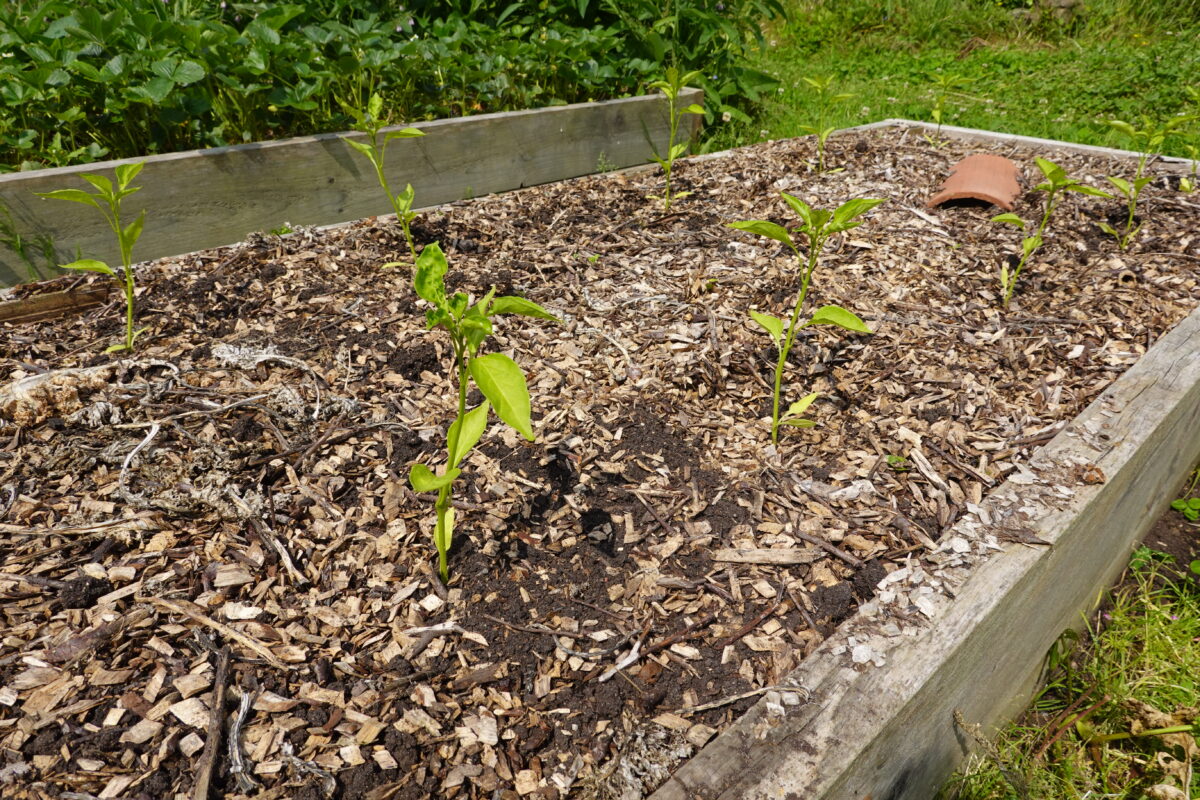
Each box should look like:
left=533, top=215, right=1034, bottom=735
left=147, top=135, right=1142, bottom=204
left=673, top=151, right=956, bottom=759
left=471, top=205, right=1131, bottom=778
left=715, top=0, right=1200, bottom=159
left=940, top=547, right=1200, bottom=799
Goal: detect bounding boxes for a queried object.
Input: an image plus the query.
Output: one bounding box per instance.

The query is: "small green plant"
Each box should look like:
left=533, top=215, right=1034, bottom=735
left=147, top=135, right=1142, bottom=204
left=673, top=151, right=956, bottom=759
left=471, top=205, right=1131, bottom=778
left=270, top=222, right=294, bottom=236
left=1169, top=464, right=1200, bottom=521
left=647, top=67, right=705, bottom=211
left=992, top=157, right=1108, bottom=308
left=1096, top=116, right=1192, bottom=250
left=35, top=162, right=148, bottom=352
left=728, top=193, right=883, bottom=443
left=1180, top=145, right=1198, bottom=193
left=408, top=242, right=558, bottom=582
left=342, top=92, right=426, bottom=264
left=886, top=454, right=911, bottom=472
left=929, top=72, right=974, bottom=141
left=797, top=75, right=854, bottom=172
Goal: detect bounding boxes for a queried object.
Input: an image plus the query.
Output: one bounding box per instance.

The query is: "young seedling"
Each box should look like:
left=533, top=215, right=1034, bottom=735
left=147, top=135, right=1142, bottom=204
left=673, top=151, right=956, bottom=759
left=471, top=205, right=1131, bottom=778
left=342, top=92, right=426, bottom=264
left=1096, top=115, right=1192, bottom=250
left=728, top=193, right=883, bottom=443
left=35, top=162, right=148, bottom=352
left=797, top=75, right=854, bottom=172
left=992, top=157, right=1108, bottom=308
left=647, top=67, right=705, bottom=211
left=1170, top=464, right=1200, bottom=521
left=408, top=242, right=558, bottom=582
left=1180, top=145, right=1198, bottom=193
left=929, top=72, right=974, bottom=142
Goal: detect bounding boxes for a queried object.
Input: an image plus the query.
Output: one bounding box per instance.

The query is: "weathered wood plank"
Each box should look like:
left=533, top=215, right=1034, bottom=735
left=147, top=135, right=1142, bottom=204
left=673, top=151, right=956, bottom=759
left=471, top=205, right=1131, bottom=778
left=652, top=302, right=1200, bottom=799
left=0, top=90, right=701, bottom=288
left=0, top=286, right=110, bottom=324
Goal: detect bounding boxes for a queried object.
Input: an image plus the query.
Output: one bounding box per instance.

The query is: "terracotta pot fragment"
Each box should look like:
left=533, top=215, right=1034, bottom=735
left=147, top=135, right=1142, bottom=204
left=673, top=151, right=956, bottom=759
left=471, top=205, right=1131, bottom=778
left=927, top=153, right=1021, bottom=211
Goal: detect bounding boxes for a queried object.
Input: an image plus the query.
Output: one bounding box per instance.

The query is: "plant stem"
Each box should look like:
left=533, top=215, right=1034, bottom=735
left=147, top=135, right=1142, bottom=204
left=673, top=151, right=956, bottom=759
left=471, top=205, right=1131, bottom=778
left=770, top=239, right=819, bottom=442
left=433, top=334, right=471, bottom=583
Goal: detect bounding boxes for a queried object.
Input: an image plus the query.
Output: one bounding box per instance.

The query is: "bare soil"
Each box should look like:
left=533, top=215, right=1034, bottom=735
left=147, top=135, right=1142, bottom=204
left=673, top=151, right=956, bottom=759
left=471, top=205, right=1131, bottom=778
left=1, top=127, right=1198, bottom=799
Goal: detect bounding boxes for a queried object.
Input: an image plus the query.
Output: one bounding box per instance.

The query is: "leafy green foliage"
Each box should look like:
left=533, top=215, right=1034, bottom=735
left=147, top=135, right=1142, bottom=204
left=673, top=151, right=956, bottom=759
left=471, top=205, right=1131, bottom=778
left=408, top=242, right=557, bottom=582
left=992, top=157, right=1107, bottom=307
left=647, top=67, right=705, bottom=210
left=35, top=162, right=147, bottom=352
left=796, top=75, right=854, bottom=172
left=0, top=0, right=783, bottom=171
left=342, top=92, right=425, bottom=264
left=1169, top=464, right=1200, bottom=521
left=1096, top=115, right=1195, bottom=249
left=729, top=192, right=883, bottom=443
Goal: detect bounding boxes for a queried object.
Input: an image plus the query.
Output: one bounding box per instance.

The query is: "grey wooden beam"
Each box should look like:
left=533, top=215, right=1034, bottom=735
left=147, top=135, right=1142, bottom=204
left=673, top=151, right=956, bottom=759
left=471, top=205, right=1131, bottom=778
left=0, top=90, right=701, bottom=287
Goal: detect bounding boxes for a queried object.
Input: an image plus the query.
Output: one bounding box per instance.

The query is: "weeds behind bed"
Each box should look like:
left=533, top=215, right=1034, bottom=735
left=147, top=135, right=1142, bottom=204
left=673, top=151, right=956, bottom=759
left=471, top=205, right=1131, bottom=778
left=942, top=547, right=1200, bottom=799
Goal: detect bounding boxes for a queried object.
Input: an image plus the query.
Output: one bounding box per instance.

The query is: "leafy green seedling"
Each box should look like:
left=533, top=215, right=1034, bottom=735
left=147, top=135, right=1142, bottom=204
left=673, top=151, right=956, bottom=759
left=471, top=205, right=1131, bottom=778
left=992, top=157, right=1108, bottom=307
left=36, top=162, right=148, bottom=352
left=1096, top=116, right=1193, bottom=250
left=729, top=193, right=883, bottom=443
left=1169, top=465, right=1200, bottom=521
left=342, top=92, right=426, bottom=264
left=409, top=242, right=558, bottom=582
left=886, top=454, right=911, bottom=472
left=797, top=75, right=854, bottom=173
left=929, top=72, right=974, bottom=142
left=1180, top=145, right=1197, bottom=193
left=647, top=67, right=705, bottom=211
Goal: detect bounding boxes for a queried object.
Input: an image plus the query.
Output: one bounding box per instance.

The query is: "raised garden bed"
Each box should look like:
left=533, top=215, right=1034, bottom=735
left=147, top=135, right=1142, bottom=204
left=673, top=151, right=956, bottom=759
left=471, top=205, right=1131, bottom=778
left=1, top=120, right=1199, bottom=800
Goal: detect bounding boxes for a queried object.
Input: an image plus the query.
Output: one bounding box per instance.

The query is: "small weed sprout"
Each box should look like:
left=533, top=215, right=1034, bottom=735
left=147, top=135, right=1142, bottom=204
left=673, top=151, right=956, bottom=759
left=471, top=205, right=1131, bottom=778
left=729, top=193, right=883, bottom=443
left=1170, top=464, right=1200, bottom=521
left=647, top=67, right=705, bottom=210
left=797, top=75, right=854, bottom=172
left=409, top=243, right=558, bottom=582
left=342, top=92, right=426, bottom=264
left=992, top=157, right=1108, bottom=308
left=929, top=72, right=973, bottom=141
left=1180, top=145, right=1198, bottom=193
left=36, top=162, right=148, bottom=352
left=1096, top=115, right=1192, bottom=250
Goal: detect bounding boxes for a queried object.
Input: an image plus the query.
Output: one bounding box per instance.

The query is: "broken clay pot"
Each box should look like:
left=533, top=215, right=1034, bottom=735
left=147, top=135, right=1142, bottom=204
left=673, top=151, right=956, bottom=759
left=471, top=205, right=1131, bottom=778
left=927, top=153, right=1021, bottom=211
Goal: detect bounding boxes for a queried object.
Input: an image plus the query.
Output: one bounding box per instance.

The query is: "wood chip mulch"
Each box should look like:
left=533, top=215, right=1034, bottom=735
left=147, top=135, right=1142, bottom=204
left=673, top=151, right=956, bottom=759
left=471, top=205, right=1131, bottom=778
left=1, top=126, right=1198, bottom=800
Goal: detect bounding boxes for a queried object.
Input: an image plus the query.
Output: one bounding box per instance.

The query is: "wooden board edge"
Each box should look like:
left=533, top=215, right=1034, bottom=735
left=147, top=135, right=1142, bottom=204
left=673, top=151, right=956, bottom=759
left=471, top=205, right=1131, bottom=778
left=651, top=302, right=1200, bottom=800
left=0, top=286, right=110, bottom=324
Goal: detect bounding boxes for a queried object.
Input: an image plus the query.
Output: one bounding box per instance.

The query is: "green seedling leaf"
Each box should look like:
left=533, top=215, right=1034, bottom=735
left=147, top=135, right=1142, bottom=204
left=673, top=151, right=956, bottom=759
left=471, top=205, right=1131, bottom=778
left=1105, top=175, right=1133, bottom=196
left=80, top=173, right=114, bottom=196
left=832, top=198, right=885, bottom=227
left=682, top=104, right=705, bottom=115
left=780, top=192, right=814, bottom=227
left=1190, top=559, right=1200, bottom=576
left=385, top=127, right=425, bottom=141
left=727, top=220, right=793, bottom=249
left=808, top=305, right=871, bottom=333
left=448, top=401, right=490, bottom=468
left=470, top=352, right=534, bottom=440
left=409, top=463, right=461, bottom=492
left=1069, top=184, right=1112, bottom=198
left=1098, top=221, right=1118, bottom=237
left=1035, top=157, right=1067, bottom=186
left=35, top=189, right=100, bottom=208
left=782, top=392, right=820, bottom=420
left=489, top=296, right=558, bottom=320
left=345, top=138, right=377, bottom=161
left=780, top=418, right=817, bottom=428
left=414, top=242, right=448, bottom=306
left=61, top=258, right=117, bottom=276
left=123, top=212, right=145, bottom=249
left=1172, top=499, right=1188, bottom=511
left=992, top=213, right=1026, bottom=228
left=1106, top=119, right=1137, bottom=138
left=1188, top=498, right=1200, bottom=510
left=115, top=162, right=144, bottom=189
left=749, top=309, right=783, bottom=344
left=1021, top=235, right=1043, bottom=259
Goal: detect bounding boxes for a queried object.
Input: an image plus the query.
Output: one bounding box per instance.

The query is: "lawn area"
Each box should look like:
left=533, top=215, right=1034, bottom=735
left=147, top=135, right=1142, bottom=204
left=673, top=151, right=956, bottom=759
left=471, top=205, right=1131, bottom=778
left=722, top=0, right=1199, bottom=157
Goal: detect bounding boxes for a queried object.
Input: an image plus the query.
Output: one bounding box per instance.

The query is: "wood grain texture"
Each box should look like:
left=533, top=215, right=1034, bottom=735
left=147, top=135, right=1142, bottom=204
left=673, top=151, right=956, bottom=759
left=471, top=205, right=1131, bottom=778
left=651, top=305, right=1200, bottom=799
left=0, top=90, right=701, bottom=288
left=0, top=286, right=109, bottom=323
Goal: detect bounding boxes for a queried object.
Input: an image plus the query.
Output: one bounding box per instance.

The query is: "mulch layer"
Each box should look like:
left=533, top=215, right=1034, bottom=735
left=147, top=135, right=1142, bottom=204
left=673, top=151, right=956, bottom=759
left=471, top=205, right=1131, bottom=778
left=1, top=126, right=1199, bottom=800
